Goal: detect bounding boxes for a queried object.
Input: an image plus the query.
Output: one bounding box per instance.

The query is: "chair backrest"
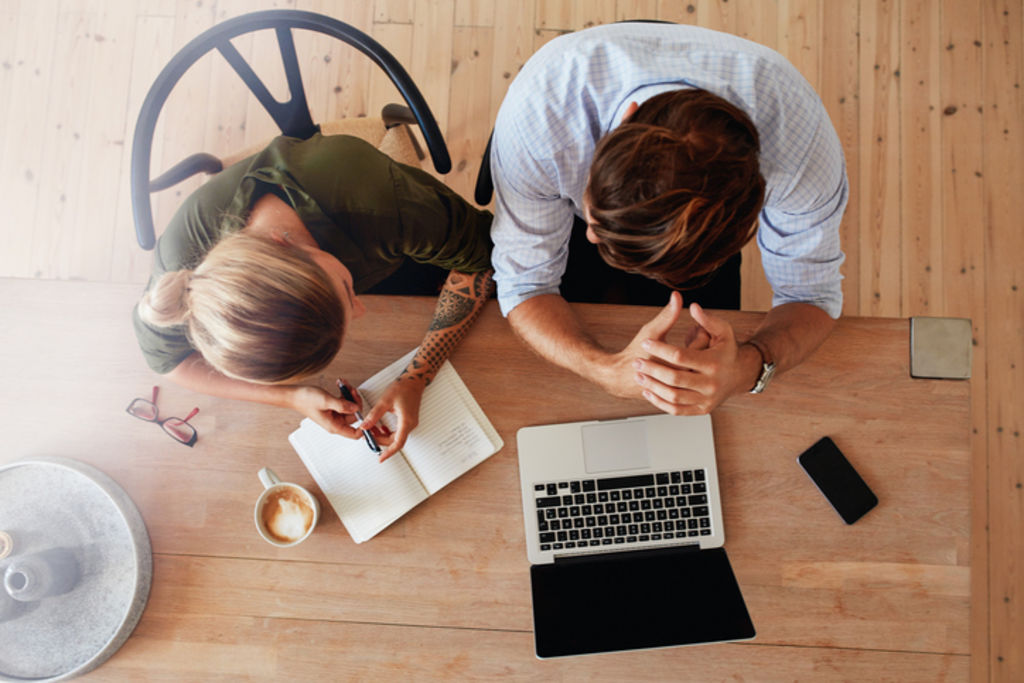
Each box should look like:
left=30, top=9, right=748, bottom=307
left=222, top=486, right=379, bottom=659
left=131, top=9, right=451, bottom=250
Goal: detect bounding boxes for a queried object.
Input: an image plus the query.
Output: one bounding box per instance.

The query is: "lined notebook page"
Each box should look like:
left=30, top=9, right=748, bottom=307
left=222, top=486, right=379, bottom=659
left=288, top=419, right=427, bottom=543
left=403, top=363, right=500, bottom=493
left=288, top=349, right=503, bottom=543
left=353, top=350, right=503, bottom=494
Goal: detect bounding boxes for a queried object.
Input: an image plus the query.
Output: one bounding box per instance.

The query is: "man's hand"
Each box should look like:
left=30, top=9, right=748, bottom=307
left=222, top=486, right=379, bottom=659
left=633, top=303, right=760, bottom=415
left=594, top=291, right=685, bottom=398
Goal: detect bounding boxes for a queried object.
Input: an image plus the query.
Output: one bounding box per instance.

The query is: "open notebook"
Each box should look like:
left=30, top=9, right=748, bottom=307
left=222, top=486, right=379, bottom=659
left=288, top=349, right=503, bottom=543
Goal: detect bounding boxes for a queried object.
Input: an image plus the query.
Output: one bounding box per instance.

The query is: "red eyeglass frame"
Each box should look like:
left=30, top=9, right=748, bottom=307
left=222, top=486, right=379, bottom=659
left=126, top=386, right=199, bottom=447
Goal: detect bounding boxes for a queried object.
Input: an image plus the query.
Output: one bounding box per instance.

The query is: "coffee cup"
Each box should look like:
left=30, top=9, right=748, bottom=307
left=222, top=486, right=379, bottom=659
left=254, top=468, right=320, bottom=547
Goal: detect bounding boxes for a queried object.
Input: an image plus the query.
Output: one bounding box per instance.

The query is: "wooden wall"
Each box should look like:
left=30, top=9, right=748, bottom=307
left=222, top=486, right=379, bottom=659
left=0, top=1, right=1019, bottom=680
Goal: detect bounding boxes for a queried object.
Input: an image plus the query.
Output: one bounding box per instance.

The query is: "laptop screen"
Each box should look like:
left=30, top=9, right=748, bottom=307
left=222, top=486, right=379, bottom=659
left=530, top=546, right=755, bottom=658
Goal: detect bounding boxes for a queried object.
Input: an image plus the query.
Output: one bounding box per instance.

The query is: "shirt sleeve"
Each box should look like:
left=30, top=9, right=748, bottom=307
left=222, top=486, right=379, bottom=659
left=388, top=159, right=494, bottom=273
left=758, top=116, right=848, bottom=319
left=489, top=115, right=580, bottom=317
left=293, top=135, right=493, bottom=275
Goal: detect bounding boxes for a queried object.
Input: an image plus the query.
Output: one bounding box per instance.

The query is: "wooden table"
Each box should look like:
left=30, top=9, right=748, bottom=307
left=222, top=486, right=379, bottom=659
left=0, top=279, right=970, bottom=681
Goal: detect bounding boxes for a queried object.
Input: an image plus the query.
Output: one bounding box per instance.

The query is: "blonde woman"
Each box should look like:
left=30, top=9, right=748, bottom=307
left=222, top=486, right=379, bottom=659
left=134, top=132, right=494, bottom=462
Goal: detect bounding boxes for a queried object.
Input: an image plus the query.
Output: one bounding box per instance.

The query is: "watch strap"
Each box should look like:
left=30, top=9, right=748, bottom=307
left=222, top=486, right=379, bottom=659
left=746, top=338, right=776, bottom=394
left=746, top=337, right=774, bottom=366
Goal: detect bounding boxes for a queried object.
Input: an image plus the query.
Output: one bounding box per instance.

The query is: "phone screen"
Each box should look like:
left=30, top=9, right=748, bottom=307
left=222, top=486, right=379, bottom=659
left=798, top=437, right=878, bottom=524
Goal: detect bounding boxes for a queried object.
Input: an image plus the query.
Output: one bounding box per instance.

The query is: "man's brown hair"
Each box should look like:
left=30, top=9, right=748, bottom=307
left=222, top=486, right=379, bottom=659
left=586, top=89, right=766, bottom=288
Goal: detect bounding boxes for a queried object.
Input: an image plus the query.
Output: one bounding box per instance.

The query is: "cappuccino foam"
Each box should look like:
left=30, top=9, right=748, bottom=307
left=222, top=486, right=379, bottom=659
left=261, top=488, right=314, bottom=543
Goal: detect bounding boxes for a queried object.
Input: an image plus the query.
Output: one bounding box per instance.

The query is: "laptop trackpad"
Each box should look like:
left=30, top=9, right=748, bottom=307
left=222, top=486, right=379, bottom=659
left=581, top=420, right=650, bottom=473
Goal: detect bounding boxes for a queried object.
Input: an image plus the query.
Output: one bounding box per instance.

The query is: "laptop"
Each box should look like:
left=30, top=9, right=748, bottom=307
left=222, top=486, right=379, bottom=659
left=517, top=413, right=755, bottom=658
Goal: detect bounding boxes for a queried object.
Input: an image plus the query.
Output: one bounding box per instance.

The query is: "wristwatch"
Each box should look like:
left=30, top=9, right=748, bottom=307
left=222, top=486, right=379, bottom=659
left=746, top=338, right=776, bottom=394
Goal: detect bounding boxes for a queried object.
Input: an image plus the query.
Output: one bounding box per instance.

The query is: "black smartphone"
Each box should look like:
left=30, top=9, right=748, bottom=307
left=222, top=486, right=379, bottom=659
left=797, top=437, right=878, bottom=524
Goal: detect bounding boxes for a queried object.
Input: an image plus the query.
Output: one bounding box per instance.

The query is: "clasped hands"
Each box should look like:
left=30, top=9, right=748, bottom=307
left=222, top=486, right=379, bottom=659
left=602, top=291, right=754, bottom=415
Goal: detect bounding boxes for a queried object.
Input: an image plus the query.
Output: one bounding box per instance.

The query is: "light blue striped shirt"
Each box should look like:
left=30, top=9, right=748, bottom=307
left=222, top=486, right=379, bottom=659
left=490, top=23, right=847, bottom=318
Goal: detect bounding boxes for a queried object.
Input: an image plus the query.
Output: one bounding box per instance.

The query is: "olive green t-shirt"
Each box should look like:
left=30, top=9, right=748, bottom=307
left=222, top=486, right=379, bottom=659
left=133, top=133, right=493, bottom=374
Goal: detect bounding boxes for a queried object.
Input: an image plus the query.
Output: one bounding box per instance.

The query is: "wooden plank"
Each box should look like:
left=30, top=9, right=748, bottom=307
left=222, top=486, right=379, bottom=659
left=735, top=0, right=779, bottom=49
left=26, top=3, right=93, bottom=280
left=0, top=0, right=58, bottom=279
left=5, top=1, right=1023, bottom=676
left=536, top=0, right=573, bottom=30
left=447, top=26, right=494, bottom=202
left=111, top=14, right=177, bottom=285
left=616, top=0, right=660, bottom=21
left=574, top=0, right=617, bottom=29
left=489, top=0, right=536, bottom=121
left=981, top=1, right=1024, bottom=679
left=408, top=0, right=455, bottom=179
left=67, top=0, right=138, bottom=282
left=455, top=0, right=496, bottom=26
left=90, top=613, right=969, bottom=681
left=657, top=0, right=699, bottom=24
left=368, top=21, right=414, bottom=115
left=0, top=280, right=971, bottom=662
left=900, top=0, right=943, bottom=317
left=477, top=0, right=538, bottom=208
left=735, top=0, right=778, bottom=312
left=151, top=0, right=216, bottom=239
left=0, top=2, right=19, bottom=166
left=777, top=0, right=821, bottom=90
left=819, top=0, right=860, bottom=316
left=858, top=0, right=902, bottom=317
left=375, top=0, right=415, bottom=24
left=296, top=0, right=374, bottom=123
left=937, top=2, right=988, bottom=680
left=697, top=0, right=737, bottom=34
left=204, top=0, right=258, bottom=156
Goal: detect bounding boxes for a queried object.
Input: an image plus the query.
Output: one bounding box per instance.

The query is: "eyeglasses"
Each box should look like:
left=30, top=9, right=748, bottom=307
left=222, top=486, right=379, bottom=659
left=126, top=386, right=199, bottom=447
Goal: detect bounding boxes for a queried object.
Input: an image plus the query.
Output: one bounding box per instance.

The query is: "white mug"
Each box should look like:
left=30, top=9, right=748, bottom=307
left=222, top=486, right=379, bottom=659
left=254, top=468, right=320, bottom=547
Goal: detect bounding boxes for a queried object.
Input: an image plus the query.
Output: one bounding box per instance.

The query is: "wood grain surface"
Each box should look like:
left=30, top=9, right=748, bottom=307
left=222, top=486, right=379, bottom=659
left=0, top=279, right=969, bottom=680
left=2, top=1, right=1018, bottom=679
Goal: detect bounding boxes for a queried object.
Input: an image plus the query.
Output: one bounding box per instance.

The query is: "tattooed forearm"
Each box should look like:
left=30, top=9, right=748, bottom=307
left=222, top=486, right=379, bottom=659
left=428, top=289, right=477, bottom=331
left=402, top=270, right=494, bottom=385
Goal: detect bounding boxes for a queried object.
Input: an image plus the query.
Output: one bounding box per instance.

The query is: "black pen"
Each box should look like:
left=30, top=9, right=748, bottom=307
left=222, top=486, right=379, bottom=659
left=337, top=380, right=382, bottom=455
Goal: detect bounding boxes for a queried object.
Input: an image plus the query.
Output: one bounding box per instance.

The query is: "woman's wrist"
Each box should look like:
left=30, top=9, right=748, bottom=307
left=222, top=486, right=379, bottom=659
left=276, top=383, right=308, bottom=410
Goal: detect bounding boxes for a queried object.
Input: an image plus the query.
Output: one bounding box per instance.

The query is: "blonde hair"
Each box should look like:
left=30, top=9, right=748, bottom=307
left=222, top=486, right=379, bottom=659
left=139, top=232, right=345, bottom=383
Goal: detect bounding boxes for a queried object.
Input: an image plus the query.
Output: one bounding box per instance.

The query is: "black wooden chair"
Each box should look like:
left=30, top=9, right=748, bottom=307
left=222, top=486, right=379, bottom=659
left=130, top=10, right=454, bottom=294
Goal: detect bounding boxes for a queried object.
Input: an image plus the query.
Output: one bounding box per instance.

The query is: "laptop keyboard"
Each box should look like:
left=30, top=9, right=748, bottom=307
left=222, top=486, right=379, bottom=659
left=532, top=470, right=711, bottom=552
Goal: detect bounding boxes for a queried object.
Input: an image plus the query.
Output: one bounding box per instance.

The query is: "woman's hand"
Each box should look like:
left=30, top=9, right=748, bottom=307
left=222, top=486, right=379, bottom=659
left=360, top=376, right=427, bottom=463
left=356, top=269, right=492, bottom=463
left=288, top=385, right=364, bottom=438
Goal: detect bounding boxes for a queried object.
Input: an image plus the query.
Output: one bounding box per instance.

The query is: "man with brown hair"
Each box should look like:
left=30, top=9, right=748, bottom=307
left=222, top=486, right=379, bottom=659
left=488, top=22, right=847, bottom=414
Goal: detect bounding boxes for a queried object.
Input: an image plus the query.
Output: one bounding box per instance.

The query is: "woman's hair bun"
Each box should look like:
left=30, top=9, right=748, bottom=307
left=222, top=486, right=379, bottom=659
left=137, top=269, right=192, bottom=327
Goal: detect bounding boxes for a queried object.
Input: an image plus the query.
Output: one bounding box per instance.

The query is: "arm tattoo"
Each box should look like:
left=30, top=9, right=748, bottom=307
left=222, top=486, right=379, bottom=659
left=401, top=270, right=494, bottom=385
left=428, top=289, right=477, bottom=331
